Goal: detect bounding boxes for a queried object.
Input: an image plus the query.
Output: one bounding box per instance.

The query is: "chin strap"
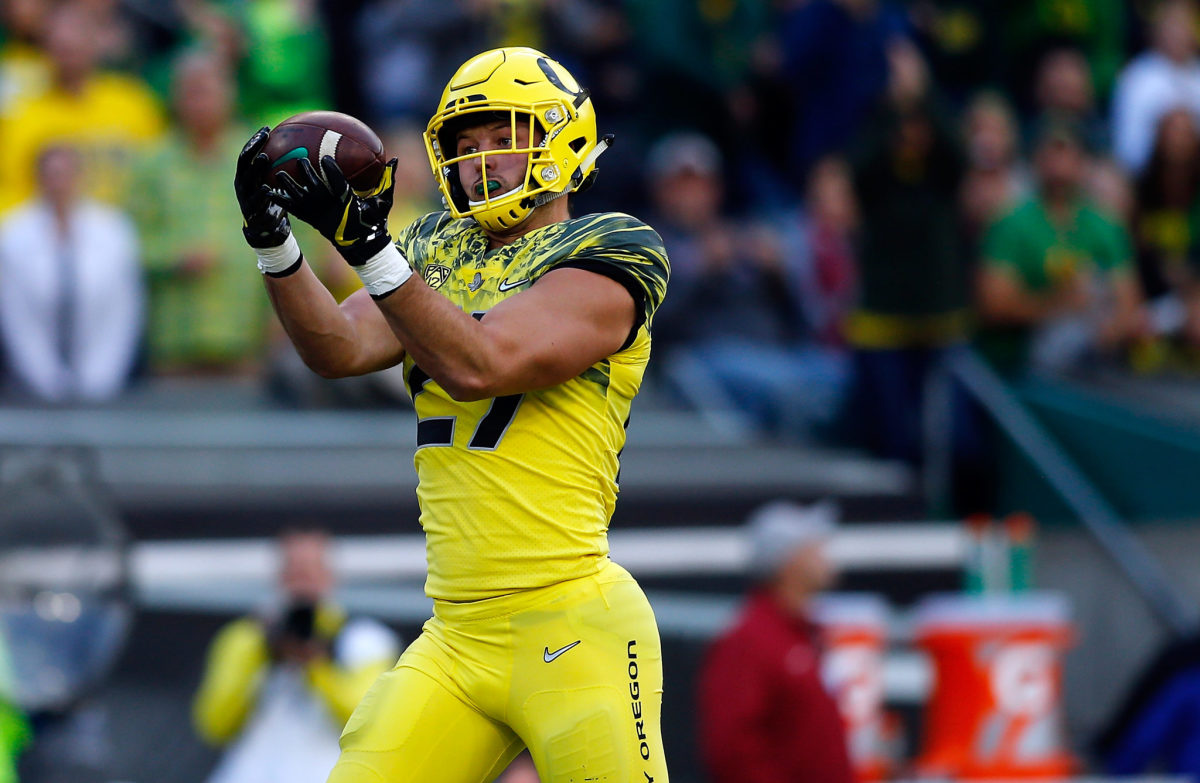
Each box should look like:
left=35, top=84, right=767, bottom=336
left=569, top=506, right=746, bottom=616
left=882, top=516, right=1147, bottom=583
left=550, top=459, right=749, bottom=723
left=532, top=188, right=570, bottom=208
left=579, top=134, right=613, bottom=176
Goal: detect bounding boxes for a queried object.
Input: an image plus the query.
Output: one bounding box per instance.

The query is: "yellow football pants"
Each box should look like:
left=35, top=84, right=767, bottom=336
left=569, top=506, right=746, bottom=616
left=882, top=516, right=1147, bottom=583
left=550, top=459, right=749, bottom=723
left=328, top=559, right=668, bottom=783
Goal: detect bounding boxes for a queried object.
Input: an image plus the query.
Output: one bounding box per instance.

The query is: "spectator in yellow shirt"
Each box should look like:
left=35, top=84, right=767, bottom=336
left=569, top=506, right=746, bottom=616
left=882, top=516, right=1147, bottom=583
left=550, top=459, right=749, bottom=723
left=0, top=0, right=164, bottom=215
left=128, top=50, right=269, bottom=375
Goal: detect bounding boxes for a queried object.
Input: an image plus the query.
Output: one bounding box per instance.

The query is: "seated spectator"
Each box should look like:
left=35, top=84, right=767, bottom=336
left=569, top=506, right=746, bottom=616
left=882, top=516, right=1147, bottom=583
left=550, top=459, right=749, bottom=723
left=1031, top=46, right=1109, bottom=155
left=0, top=0, right=165, bottom=215
left=128, top=50, right=270, bottom=376
left=1132, top=107, right=1200, bottom=352
left=777, top=155, right=860, bottom=348
left=0, top=144, right=143, bottom=402
left=697, top=500, right=854, bottom=783
left=977, top=119, right=1146, bottom=377
left=193, top=529, right=400, bottom=783
left=649, top=132, right=850, bottom=440
left=1112, top=0, right=1200, bottom=175
left=961, top=91, right=1030, bottom=248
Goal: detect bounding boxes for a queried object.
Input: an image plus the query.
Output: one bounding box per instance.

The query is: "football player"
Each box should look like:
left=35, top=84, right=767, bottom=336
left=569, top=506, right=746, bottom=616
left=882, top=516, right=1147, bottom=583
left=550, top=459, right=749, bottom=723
left=234, top=47, right=670, bottom=783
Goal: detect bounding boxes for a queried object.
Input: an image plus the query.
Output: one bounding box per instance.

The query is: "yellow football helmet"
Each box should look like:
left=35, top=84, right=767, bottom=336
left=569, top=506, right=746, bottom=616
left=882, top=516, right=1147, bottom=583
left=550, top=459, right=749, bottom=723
left=424, top=47, right=611, bottom=232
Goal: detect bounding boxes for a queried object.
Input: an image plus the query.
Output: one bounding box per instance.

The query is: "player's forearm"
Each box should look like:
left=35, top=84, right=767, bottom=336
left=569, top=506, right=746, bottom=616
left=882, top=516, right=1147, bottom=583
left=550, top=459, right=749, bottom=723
left=374, top=278, right=504, bottom=400
left=264, top=264, right=388, bottom=378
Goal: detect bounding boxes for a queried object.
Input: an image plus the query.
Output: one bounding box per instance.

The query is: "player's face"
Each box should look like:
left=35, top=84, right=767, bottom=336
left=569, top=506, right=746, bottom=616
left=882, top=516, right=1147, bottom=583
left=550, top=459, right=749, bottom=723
left=455, top=117, right=541, bottom=202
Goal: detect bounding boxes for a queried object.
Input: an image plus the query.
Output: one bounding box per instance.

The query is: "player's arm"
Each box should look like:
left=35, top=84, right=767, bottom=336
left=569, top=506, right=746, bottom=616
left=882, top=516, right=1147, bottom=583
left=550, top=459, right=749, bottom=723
left=235, top=128, right=404, bottom=378
left=373, top=266, right=634, bottom=400
left=264, top=269, right=403, bottom=378
left=270, top=153, right=636, bottom=399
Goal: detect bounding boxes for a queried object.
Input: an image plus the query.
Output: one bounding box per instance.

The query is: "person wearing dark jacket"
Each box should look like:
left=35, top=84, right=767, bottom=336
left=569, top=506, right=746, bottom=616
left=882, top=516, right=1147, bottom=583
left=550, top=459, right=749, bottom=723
left=697, top=500, right=855, bottom=783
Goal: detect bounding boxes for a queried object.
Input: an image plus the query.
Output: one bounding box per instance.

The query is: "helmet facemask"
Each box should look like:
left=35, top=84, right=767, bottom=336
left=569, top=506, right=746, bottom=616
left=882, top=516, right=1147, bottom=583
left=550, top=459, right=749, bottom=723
left=425, top=47, right=612, bottom=232
left=429, top=106, right=565, bottom=231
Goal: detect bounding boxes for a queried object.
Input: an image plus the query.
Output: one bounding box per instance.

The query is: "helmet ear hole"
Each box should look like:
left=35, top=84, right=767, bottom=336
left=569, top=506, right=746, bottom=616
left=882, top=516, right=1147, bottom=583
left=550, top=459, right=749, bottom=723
left=569, top=137, right=587, bottom=154
left=575, top=168, right=599, bottom=195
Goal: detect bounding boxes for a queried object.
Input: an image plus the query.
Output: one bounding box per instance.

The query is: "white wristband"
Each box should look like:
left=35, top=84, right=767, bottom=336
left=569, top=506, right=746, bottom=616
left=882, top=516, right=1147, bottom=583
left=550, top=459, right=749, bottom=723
left=255, top=233, right=302, bottom=275
left=355, top=243, right=413, bottom=297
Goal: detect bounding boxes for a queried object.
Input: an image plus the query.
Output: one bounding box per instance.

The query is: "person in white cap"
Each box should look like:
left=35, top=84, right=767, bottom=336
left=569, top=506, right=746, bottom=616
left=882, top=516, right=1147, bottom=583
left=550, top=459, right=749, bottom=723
left=696, top=500, right=854, bottom=783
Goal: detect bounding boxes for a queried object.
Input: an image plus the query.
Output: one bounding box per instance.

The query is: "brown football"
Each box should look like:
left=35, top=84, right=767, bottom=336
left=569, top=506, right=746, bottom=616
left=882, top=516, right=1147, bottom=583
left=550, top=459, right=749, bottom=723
left=262, top=111, right=386, bottom=194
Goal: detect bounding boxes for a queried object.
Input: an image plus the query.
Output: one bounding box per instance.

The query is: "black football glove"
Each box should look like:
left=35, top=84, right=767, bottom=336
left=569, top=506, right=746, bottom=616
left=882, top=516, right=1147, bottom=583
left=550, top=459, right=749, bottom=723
left=235, top=127, right=293, bottom=249
left=269, top=155, right=398, bottom=266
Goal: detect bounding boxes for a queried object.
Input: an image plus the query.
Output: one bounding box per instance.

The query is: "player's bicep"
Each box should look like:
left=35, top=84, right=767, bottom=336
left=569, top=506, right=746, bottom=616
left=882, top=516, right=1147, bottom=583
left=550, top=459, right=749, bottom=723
left=340, top=287, right=407, bottom=373
left=478, top=267, right=636, bottom=393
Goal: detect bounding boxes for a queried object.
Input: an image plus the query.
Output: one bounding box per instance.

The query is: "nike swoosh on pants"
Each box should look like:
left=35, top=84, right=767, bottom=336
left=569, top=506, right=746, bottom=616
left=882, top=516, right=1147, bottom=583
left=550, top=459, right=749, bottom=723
left=543, top=640, right=581, bottom=662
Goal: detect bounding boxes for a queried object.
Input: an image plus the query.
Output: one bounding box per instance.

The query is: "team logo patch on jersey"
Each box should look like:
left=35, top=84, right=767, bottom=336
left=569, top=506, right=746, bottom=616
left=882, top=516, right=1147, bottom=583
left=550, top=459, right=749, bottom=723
left=423, top=264, right=451, bottom=289
left=457, top=267, right=501, bottom=294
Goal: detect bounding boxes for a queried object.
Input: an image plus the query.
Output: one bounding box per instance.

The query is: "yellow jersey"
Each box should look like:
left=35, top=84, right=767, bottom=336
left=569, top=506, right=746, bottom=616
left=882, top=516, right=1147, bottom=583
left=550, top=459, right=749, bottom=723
left=394, top=211, right=670, bottom=602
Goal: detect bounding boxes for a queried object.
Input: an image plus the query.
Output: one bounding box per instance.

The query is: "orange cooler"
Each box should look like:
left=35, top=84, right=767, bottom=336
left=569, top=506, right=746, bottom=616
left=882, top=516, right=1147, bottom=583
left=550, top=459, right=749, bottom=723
left=814, top=593, right=894, bottom=781
left=912, top=592, right=1076, bottom=780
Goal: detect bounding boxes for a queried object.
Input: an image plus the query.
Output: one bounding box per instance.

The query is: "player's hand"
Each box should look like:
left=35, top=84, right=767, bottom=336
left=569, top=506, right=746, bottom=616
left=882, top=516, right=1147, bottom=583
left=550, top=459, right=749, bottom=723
left=270, top=155, right=398, bottom=266
left=235, top=126, right=294, bottom=249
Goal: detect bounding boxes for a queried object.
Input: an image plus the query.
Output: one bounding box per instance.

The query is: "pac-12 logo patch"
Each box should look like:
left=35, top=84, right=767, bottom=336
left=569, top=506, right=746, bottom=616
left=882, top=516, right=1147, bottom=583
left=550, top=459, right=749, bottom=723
left=423, top=264, right=451, bottom=289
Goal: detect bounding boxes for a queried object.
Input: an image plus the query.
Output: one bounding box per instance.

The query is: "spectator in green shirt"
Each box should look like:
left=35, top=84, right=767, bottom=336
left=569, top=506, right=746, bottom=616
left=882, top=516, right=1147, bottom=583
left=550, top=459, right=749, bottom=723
left=977, top=118, right=1147, bottom=377
left=130, top=49, right=269, bottom=375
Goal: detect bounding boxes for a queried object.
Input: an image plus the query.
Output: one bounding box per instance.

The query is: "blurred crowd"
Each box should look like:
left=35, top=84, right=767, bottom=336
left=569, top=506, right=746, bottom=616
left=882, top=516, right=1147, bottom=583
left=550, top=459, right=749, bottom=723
left=3, top=0, right=1200, bottom=452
